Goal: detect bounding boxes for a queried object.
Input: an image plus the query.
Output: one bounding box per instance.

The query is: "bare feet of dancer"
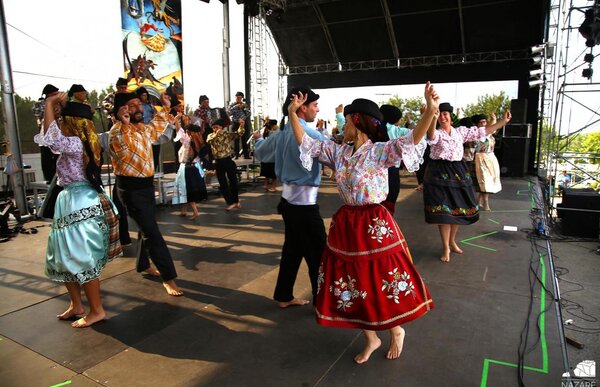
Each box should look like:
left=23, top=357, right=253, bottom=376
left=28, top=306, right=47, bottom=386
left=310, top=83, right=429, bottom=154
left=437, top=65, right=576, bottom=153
left=189, top=212, right=200, bottom=220
left=236, top=202, right=242, bottom=209
left=72, top=309, right=106, bottom=328
left=278, top=298, right=310, bottom=308
left=386, top=326, right=406, bottom=360
left=226, top=203, right=237, bottom=211
left=450, top=243, right=463, bottom=254
left=144, top=267, right=161, bottom=277
left=440, top=247, right=451, bottom=262
left=57, top=303, right=85, bottom=320
left=163, top=280, right=184, bottom=296
left=354, top=331, right=382, bottom=364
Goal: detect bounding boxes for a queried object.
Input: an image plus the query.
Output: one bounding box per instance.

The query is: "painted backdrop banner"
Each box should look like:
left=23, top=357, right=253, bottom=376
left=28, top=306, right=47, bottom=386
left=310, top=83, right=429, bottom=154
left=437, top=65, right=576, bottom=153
left=120, top=0, right=183, bottom=102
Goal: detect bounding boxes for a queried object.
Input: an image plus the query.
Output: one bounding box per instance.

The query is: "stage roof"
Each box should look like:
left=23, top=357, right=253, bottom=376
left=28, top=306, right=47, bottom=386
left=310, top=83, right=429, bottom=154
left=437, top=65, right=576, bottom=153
left=264, top=0, right=549, bottom=89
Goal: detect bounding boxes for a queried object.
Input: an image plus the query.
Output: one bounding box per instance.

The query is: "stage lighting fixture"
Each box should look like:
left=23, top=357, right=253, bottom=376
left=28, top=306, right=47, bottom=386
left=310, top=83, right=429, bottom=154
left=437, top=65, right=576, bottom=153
left=583, top=67, right=594, bottom=79
left=531, top=45, right=545, bottom=55
left=529, top=68, right=543, bottom=77
left=528, top=79, right=544, bottom=88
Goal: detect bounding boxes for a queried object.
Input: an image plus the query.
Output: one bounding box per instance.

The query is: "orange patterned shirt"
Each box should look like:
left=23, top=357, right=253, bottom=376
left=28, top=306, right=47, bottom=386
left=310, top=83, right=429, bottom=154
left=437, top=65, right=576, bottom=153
left=109, top=112, right=169, bottom=177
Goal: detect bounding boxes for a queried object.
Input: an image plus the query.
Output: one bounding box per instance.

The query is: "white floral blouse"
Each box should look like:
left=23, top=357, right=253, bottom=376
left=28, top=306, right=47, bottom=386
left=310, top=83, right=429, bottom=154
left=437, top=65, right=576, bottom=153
left=299, top=132, right=425, bottom=205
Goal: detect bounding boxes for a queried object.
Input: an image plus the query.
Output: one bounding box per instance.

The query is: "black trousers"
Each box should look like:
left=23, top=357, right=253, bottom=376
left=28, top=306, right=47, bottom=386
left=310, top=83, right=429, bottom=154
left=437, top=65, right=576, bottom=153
left=215, top=157, right=239, bottom=205
left=40, top=146, right=58, bottom=183
left=274, top=198, right=326, bottom=303
left=117, top=185, right=177, bottom=281
left=233, top=120, right=251, bottom=158
left=112, top=184, right=131, bottom=245
left=152, top=144, right=161, bottom=173
left=386, top=166, right=400, bottom=203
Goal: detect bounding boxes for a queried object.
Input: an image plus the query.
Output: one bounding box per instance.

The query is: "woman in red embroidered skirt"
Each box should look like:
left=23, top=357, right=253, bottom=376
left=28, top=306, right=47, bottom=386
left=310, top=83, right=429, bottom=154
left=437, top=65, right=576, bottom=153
left=287, top=83, right=438, bottom=364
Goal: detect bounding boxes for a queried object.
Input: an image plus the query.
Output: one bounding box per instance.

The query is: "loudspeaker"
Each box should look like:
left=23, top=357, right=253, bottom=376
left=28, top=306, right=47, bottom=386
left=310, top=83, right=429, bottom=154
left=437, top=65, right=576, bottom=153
left=501, top=138, right=530, bottom=177
left=503, top=123, right=532, bottom=138
left=559, top=188, right=600, bottom=238
left=510, top=99, right=528, bottom=124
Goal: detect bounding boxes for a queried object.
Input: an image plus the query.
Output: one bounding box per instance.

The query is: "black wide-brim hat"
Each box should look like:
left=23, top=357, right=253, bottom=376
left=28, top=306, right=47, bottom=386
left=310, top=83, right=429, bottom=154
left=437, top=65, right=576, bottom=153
left=212, top=118, right=228, bottom=128
left=439, top=102, right=454, bottom=113
left=42, top=84, right=59, bottom=97
left=62, top=101, right=94, bottom=120
left=282, top=87, right=319, bottom=116
left=112, top=92, right=139, bottom=116
left=471, top=114, right=487, bottom=124
left=343, top=98, right=384, bottom=121
left=379, top=104, right=402, bottom=125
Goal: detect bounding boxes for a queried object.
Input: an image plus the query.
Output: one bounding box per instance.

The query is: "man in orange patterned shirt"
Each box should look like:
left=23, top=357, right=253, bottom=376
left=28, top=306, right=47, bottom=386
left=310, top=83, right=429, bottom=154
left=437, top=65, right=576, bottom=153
left=109, top=92, right=183, bottom=296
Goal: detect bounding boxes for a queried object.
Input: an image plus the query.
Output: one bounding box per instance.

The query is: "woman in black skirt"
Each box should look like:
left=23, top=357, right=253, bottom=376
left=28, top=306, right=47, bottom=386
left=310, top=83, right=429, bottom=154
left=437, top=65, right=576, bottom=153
left=259, top=119, right=279, bottom=192
left=424, top=102, right=511, bottom=262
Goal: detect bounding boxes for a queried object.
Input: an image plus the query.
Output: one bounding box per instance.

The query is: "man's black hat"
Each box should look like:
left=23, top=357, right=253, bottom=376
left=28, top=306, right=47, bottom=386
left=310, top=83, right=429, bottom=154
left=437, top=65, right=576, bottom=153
left=235, top=91, right=244, bottom=98
left=282, top=87, right=319, bottom=116
left=212, top=118, right=228, bottom=127
left=199, top=95, right=209, bottom=104
left=379, top=104, right=402, bottom=125
left=68, top=84, right=86, bottom=97
left=136, top=87, right=149, bottom=98
left=112, top=92, right=138, bottom=116
left=42, top=84, right=59, bottom=97
left=116, top=78, right=128, bottom=86
left=458, top=117, right=474, bottom=127
left=471, top=114, right=487, bottom=125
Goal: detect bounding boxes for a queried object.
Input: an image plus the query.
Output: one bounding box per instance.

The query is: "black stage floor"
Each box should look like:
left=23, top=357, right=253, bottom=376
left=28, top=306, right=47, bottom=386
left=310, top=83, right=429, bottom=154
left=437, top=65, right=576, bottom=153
left=0, top=175, right=598, bottom=387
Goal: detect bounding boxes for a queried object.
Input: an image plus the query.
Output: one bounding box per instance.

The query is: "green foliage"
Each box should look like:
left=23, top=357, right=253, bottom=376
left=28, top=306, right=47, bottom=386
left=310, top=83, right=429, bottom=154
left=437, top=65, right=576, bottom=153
left=0, top=94, right=39, bottom=154
left=384, top=96, right=424, bottom=123
left=462, top=91, right=511, bottom=119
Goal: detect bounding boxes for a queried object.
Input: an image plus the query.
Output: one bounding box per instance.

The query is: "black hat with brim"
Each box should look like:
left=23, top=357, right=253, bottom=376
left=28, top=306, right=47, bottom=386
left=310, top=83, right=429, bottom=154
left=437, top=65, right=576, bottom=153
left=471, top=114, right=487, bottom=124
left=235, top=91, right=244, bottom=97
left=439, top=102, right=454, bottom=113
left=116, top=78, right=128, bottom=86
left=42, top=84, right=59, bottom=97
left=212, top=118, right=228, bottom=128
left=458, top=117, right=474, bottom=127
left=282, top=87, right=319, bottom=116
left=112, top=92, right=138, bottom=116
left=343, top=98, right=384, bottom=122
left=379, top=104, right=402, bottom=125
left=62, top=101, right=94, bottom=120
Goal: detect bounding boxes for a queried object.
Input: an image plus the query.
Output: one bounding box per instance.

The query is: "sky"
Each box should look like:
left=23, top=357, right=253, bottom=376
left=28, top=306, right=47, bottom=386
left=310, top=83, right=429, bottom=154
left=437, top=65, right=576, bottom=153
left=2, top=0, right=598, bottom=134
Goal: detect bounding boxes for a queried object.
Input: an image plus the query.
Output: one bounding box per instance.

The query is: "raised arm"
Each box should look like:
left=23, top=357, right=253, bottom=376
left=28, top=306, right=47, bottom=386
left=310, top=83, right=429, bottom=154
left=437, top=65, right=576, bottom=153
left=43, top=92, right=67, bottom=132
left=287, top=92, right=309, bottom=145
left=412, top=82, right=439, bottom=144
left=485, top=110, right=511, bottom=135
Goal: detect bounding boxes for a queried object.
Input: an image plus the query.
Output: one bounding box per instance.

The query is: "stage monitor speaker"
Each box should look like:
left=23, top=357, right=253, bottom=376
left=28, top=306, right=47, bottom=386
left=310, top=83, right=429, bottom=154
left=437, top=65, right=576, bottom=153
left=503, top=123, right=532, bottom=138
left=501, top=138, right=530, bottom=177
left=559, top=188, right=600, bottom=238
left=510, top=99, right=528, bottom=124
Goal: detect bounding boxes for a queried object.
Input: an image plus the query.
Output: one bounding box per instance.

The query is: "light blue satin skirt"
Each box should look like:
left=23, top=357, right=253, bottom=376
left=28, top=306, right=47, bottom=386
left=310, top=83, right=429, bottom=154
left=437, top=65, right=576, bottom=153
left=45, top=182, right=110, bottom=284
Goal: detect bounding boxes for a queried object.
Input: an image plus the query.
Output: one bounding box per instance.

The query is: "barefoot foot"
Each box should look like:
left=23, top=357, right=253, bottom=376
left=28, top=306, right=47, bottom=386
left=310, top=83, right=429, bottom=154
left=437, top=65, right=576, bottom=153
left=71, top=310, right=105, bottom=328
left=386, top=327, right=406, bottom=360
left=57, top=305, right=85, bottom=320
left=226, top=203, right=237, bottom=211
left=143, top=267, right=161, bottom=277
left=450, top=244, right=463, bottom=254
left=189, top=213, right=200, bottom=220
left=354, top=337, right=382, bottom=364
left=440, top=247, right=451, bottom=262
left=277, top=298, right=310, bottom=308
left=163, top=280, right=184, bottom=296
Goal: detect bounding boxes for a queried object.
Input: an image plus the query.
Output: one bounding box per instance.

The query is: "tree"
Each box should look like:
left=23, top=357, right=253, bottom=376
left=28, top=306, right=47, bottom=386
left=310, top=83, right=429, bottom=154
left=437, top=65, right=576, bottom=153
left=383, top=96, right=424, bottom=123
left=0, top=94, right=38, bottom=154
left=462, top=91, right=511, bottom=119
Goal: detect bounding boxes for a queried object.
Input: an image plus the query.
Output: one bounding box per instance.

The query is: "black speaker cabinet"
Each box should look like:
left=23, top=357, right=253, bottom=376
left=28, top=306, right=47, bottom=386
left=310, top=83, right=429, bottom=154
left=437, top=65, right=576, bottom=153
left=559, top=188, right=600, bottom=238
left=501, top=138, right=530, bottom=177
left=510, top=99, right=528, bottom=124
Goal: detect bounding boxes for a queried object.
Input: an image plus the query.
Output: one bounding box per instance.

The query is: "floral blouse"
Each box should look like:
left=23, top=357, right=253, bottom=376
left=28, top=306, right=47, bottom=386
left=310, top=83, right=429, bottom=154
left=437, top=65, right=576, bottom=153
left=34, top=120, right=86, bottom=187
left=174, top=128, right=200, bottom=164
left=299, top=132, right=425, bottom=205
left=427, top=126, right=487, bottom=161
left=475, top=135, right=496, bottom=154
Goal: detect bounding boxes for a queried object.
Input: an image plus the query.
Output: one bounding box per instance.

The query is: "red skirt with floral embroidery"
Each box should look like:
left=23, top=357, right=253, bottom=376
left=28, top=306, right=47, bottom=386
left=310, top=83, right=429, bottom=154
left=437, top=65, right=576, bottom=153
left=315, top=204, right=434, bottom=330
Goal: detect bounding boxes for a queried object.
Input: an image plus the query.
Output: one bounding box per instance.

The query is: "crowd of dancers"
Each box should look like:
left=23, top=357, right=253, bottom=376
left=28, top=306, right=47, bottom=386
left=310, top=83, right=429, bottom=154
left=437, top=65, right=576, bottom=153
left=33, top=80, right=509, bottom=363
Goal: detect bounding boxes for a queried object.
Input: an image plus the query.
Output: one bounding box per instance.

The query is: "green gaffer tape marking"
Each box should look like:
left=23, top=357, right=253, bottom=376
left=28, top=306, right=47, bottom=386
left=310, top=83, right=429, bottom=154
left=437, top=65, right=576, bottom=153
left=49, top=381, right=72, bottom=387
left=517, top=190, right=530, bottom=195
left=488, top=218, right=500, bottom=225
left=479, top=254, right=548, bottom=387
left=529, top=181, right=535, bottom=209
left=460, top=231, right=498, bottom=252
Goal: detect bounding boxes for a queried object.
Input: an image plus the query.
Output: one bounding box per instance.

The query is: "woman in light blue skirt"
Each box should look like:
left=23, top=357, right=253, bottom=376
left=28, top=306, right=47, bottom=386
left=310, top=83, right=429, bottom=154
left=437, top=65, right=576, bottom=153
left=34, top=92, right=121, bottom=328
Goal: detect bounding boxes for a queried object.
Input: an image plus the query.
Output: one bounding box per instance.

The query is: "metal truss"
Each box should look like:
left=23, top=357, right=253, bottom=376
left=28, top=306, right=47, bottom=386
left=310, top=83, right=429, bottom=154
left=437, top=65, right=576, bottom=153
left=287, top=50, right=530, bottom=75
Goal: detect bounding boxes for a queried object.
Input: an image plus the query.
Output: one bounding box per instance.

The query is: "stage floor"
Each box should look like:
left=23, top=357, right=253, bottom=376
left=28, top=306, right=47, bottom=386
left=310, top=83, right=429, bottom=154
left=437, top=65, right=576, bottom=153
left=0, top=174, right=598, bottom=387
